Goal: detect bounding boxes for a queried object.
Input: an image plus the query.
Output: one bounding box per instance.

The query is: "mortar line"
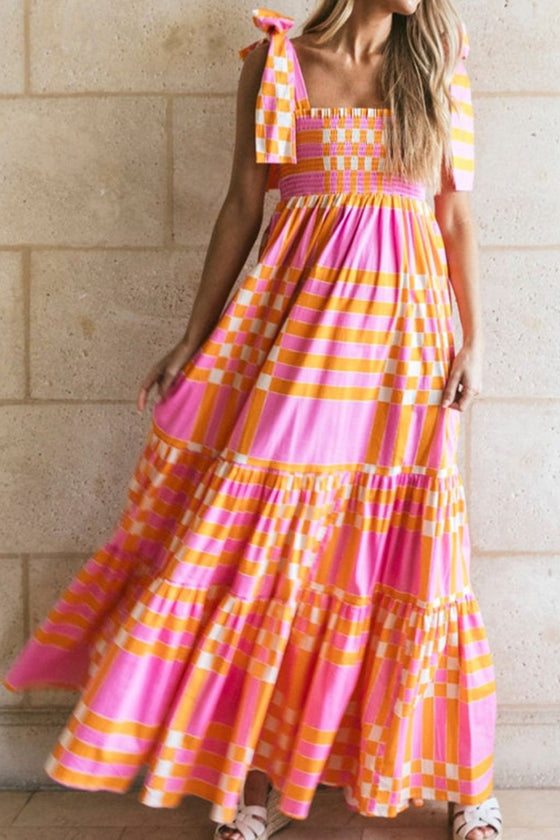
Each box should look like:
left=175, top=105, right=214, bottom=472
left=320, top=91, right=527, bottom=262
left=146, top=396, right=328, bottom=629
left=23, top=0, right=30, bottom=95
left=20, top=555, right=31, bottom=709
left=0, top=244, right=210, bottom=253
left=0, top=243, right=558, bottom=254
left=0, top=90, right=236, bottom=100
left=0, top=553, right=90, bottom=560
left=166, top=97, right=175, bottom=246
left=1, top=549, right=557, bottom=560
left=479, top=244, right=560, bottom=252
left=464, top=396, right=560, bottom=404
left=0, top=89, right=558, bottom=100
left=22, top=249, right=31, bottom=398
left=473, top=90, right=560, bottom=98
left=497, top=703, right=560, bottom=711
left=1, top=396, right=559, bottom=407
left=464, top=403, right=472, bottom=512
left=471, top=550, right=560, bottom=558
left=0, top=398, right=143, bottom=406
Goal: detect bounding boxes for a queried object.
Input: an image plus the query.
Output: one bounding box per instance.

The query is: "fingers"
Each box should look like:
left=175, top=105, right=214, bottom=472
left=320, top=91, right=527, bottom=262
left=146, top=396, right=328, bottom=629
left=441, top=359, right=481, bottom=412
left=137, top=364, right=163, bottom=414
left=137, top=363, right=182, bottom=414
left=455, top=384, right=479, bottom=411
left=442, top=381, right=479, bottom=412
left=441, top=366, right=462, bottom=408
left=156, top=367, right=180, bottom=402
left=137, top=341, right=196, bottom=415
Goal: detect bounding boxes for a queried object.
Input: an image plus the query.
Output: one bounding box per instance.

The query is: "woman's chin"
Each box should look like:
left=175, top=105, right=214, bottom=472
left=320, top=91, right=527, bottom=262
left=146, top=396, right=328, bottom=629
left=391, top=0, right=422, bottom=16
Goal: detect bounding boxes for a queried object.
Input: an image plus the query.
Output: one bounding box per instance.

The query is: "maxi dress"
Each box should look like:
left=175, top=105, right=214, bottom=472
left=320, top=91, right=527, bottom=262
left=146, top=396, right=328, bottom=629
left=2, top=7, right=498, bottom=828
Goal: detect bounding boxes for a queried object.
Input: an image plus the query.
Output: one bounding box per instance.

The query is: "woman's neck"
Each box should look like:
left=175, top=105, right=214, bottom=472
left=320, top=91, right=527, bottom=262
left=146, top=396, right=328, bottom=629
left=328, top=3, right=393, bottom=60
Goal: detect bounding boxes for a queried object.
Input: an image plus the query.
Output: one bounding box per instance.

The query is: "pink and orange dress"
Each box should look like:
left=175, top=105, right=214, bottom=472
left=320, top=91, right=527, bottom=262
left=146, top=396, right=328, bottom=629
left=2, top=7, right=497, bottom=828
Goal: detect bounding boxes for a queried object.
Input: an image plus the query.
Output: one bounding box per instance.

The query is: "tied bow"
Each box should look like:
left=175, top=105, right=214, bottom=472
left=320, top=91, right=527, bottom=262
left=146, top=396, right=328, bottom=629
left=239, top=8, right=295, bottom=60
left=239, top=8, right=298, bottom=168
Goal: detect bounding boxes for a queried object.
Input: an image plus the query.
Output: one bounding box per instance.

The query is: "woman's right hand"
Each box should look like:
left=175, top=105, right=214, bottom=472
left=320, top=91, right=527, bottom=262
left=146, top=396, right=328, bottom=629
left=136, top=338, right=199, bottom=414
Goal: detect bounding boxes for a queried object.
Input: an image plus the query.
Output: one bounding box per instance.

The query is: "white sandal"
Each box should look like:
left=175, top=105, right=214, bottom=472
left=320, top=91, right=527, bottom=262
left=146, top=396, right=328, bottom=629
left=448, top=796, right=503, bottom=839
left=213, top=783, right=293, bottom=840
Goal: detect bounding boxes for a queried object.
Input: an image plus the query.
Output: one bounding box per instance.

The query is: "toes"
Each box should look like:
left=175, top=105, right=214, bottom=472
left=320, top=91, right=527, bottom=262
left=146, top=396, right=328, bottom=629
left=470, top=827, right=497, bottom=839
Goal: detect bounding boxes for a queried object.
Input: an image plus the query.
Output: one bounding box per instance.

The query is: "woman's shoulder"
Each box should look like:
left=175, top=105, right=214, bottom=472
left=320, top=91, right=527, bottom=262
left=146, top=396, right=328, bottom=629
left=289, top=31, right=331, bottom=74
left=289, top=32, right=324, bottom=55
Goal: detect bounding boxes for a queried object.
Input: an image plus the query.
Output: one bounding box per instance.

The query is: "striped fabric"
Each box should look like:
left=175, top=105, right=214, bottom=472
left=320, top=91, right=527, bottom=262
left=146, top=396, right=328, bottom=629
left=2, top=6, right=496, bottom=830
left=447, top=20, right=475, bottom=190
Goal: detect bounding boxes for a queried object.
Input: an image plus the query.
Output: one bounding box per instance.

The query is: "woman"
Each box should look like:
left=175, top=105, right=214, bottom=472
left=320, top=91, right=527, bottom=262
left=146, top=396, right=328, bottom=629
left=3, top=1, right=503, bottom=840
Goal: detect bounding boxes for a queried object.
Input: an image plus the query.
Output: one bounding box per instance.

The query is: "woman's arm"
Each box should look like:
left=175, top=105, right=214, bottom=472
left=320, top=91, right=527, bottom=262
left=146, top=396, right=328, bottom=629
left=179, top=41, right=271, bottom=351
left=433, top=180, right=485, bottom=412
left=137, top=42, right=271, bottom=412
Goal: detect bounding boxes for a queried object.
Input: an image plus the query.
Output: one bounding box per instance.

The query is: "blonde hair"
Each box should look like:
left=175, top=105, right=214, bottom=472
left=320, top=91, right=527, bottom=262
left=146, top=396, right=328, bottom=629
left=300, top=0, right=465, bottom=192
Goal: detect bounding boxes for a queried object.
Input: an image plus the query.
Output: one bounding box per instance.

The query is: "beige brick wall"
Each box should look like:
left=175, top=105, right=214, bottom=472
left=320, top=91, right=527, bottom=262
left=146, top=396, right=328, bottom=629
left=0, top=0, right=558, bottom=788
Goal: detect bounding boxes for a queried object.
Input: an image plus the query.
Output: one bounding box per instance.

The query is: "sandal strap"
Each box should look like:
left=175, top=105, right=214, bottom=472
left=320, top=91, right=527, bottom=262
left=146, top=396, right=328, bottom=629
left=216, top=804, right=268, bottom=840
left=451, top=796, right=502, bottom=839
left=240, top=804, right=268, bottom=821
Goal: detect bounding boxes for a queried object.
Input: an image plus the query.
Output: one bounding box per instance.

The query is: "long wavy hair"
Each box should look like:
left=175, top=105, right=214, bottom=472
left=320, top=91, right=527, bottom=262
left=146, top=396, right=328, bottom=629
left=300, top=0, right=465, bottom=192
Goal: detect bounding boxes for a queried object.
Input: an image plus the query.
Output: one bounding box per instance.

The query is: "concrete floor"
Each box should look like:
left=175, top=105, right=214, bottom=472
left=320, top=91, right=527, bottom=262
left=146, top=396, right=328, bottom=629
left=0, top=786, right=558, bottom=839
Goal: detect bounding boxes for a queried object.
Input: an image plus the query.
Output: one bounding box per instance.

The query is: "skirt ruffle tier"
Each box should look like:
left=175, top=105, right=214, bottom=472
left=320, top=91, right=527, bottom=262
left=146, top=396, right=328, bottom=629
left=3, top=428, right=497, bottom=823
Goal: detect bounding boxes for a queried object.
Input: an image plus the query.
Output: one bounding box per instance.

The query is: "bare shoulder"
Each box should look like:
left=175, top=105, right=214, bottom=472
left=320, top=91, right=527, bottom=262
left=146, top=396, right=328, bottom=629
left=290, top=32, right=333, bottom=75
left=239, top=40, right=269, bottom=80
left=236, top=41, right=269, bottom=108
left=290, top=32, right=324, bottom=57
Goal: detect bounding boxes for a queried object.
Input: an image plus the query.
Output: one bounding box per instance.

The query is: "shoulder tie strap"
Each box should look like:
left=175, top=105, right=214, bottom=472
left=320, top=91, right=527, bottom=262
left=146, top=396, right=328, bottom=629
left=448, top=19, right=474, bottom=190
left=459, top=18, right=470, bottom=60
left=239, top=8, right=297, bottom=167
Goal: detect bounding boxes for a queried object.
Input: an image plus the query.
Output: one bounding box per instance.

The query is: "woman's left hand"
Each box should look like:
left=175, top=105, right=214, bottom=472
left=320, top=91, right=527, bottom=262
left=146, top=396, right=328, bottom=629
left=441, top=339, right=484, bottom=412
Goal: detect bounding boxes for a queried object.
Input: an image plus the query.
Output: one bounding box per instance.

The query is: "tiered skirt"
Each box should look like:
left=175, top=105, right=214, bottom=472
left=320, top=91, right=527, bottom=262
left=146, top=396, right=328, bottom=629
left=2, top=191, right=497, bottom=825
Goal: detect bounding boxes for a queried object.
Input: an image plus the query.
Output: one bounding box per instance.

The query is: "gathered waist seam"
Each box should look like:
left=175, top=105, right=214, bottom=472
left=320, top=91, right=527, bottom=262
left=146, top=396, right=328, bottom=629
left=275, top=192, right=432, bottom=211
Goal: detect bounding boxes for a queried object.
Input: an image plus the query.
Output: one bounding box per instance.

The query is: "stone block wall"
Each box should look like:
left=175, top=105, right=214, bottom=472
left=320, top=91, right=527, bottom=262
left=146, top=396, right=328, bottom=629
left=0, top=0, right=558, bottom=788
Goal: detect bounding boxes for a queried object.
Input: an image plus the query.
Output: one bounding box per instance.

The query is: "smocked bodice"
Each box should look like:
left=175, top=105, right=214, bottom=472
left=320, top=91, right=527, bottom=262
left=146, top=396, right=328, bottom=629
left=277, top=109, right=427, bottom=201
left=239, top=8, right=475, bottom=200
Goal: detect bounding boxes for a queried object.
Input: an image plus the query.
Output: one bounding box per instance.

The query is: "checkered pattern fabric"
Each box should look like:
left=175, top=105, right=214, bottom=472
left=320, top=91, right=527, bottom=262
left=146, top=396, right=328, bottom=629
left=239, top=8, right=298, bottom=176
left=2, top=7, right=495, bottom=831
left=240, top=12, right=475, bottom=195
left=275, top=109, right=428, bottom=200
